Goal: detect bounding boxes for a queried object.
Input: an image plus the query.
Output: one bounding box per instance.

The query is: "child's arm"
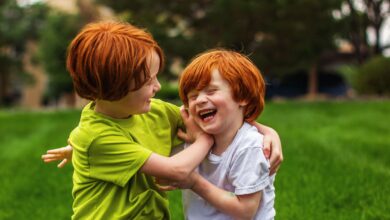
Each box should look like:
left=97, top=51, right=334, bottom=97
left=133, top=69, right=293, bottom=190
left=194, top=173, right=261, bottom=220
left=41, top=145, right=73, bottom=168
left=140, top=107, right=214, bottom=182
left=251, top=122, right=283, bottom=174
left=165, top=172, right=261, bottom=220
left=178, top=121, right=283, bottom=175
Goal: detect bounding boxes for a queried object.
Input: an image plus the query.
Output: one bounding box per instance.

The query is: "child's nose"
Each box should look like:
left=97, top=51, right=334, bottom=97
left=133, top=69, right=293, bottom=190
left=154, top=79, right=161, bottom=91
left=195, top=93, right=207, bottom=104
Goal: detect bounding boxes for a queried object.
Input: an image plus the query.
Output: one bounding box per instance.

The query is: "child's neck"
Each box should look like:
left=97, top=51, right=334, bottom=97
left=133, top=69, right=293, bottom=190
left=212, top=120, right=244, bottom=156
left=95, top=100, right=132, bottom=119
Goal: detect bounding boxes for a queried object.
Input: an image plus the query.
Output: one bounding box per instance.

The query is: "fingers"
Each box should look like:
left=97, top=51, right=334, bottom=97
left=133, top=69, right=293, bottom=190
left=156, top=179, right=179, bottom=191
left=266, top=130, right=283, bottom=175
left=42, top=155, right=68, bottom=168
left=57, top=159, right=68, bottom=168
left=180, top=106, right=189, bottom=120
left=177, top=129, right=192, bottom=143
left=46, top=148, right=64, bottom=154
left=41, top=154, right=61, bottom=160
left=157, top=184, right=178, bottom=191
left=42, top=158, right=60, bottom=163
left=262, top=135, right=271, bottom=159
left=269, top=160, right=281, bottom=175
left=177, top=129, right=187, bottom=140
left=269, top=151, right=283, bottom=175
left=46, top=145, right=72, bottom=154
left=155, top=177, right=170, bottom=185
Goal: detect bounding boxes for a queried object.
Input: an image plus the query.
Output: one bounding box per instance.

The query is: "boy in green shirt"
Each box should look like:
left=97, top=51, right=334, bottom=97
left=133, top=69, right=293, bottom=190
left=42, top=21, right=283, bottom=219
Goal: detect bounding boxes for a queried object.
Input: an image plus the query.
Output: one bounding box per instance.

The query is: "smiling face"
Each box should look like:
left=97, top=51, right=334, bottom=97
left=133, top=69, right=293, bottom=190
left=187, top=69, right=246, bottom=135
left=123, top=50, right=161, bottom=114
left=179, top=50, right=265, bottom=124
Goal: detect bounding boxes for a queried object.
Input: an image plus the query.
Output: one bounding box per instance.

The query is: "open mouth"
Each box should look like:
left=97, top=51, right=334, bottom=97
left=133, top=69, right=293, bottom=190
left=198, top=109, right=217, bottom=121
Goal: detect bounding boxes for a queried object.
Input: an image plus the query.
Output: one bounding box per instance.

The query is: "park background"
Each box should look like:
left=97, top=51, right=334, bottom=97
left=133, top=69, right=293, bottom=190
left=0, top=0, right=389, bottom=219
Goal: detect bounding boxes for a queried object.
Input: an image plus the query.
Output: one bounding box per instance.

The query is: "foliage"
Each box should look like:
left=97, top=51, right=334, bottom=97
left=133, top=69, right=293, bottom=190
left=1, top=101, right=390, bottom=219
left=0, top=0, right=49, bottom=105
left=155, top=81, right=180, bottom=101
left=354, top=55, right=390, bottom=95
left=338, top=64, right=359, bottom=87
left=96, top=0, right=342, bottom=78
left=0, top=0, right=48, bottom=62
left=37, top=12, right=82, bottom=100
left=336, top=0, right=390, bottom=63
left=252, top=0, right=341, bottom=75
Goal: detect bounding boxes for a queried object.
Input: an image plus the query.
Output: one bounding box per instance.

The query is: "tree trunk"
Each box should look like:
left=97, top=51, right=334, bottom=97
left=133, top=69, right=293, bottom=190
left=346, top=0, right=366, bottom=64
left=307, top=63, right=318, bottom=100
left=20, top=41, right=48, bottom=109
left=0, top=73, right=9, bottom=106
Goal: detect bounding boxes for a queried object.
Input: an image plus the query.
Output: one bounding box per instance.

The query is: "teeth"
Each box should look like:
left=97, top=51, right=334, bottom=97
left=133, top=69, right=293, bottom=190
left=199, top=110, right=215, bottom=116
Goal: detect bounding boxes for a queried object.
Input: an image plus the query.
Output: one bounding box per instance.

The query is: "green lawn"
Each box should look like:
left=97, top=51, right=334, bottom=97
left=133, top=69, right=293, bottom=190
left=0, top=101, right=389, bottom=220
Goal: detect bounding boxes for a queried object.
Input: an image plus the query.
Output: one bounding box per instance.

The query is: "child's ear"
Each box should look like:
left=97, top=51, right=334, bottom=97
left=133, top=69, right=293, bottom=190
left=238, top=100, right=248, bottom=107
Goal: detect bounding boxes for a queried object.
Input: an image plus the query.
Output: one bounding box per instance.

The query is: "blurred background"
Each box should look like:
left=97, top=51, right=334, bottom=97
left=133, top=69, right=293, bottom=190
left=0, top=0, right=389, bottom=107
left=0, top=0, right=389, bottom=219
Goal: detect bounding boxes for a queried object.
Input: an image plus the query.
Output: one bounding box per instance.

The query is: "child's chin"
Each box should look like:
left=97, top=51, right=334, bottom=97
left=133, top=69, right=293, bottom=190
left=137, top=105, right=151, bottom=114
left=143, top=106, right=151, bottom=113
left=201, top=126, right=219, bottom=135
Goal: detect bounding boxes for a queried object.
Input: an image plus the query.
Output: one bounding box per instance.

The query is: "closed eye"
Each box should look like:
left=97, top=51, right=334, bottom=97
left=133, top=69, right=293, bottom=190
left=188, top=94, right=198, bottom=101
left=206, top=88, right=218, bottom=94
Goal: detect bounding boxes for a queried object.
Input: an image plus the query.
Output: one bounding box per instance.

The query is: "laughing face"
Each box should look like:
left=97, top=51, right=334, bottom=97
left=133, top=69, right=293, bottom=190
left=124, top=49, right=161, bottom=115
left=187, top=69, right=246, bottom=136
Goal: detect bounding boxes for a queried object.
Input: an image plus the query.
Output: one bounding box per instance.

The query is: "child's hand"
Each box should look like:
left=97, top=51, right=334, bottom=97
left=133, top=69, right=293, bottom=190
left=156, top=172, right=200, bottom=191
left=178, top=106, right=211, bottom=143
left=155, top=178, right=178, bottom=191
left=41, top=145, right=73, bottom=168
left=176, top=171, right=200, bottom=189
left=263, top=131, right=283, bottom=175
left=251, top=122, right=283, bottom=175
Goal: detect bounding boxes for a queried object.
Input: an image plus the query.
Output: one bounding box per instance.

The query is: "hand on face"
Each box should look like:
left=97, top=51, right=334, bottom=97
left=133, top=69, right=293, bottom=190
left=178, top=106, right=212, bottom=143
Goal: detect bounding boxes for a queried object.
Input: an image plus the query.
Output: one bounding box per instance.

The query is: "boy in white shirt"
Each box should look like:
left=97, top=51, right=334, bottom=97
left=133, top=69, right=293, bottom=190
left=171, top=49, right=276, bottom=220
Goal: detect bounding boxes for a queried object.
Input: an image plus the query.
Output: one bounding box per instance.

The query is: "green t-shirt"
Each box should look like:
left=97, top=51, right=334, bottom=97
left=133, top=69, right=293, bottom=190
left=68, top=99, right=183, bottom=220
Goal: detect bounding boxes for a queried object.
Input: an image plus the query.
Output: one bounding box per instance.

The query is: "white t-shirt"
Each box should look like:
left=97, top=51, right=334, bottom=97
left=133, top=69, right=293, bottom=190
left=183, top=122, right=276, bottom=220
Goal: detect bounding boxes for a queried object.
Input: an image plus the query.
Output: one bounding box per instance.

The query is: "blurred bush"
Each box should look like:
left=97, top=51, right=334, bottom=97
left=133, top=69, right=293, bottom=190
left=38, top=12, right=82, bottom=102
left=155, top=82, right=180, bottom=101
left=354, top=56, right=390, bottom=96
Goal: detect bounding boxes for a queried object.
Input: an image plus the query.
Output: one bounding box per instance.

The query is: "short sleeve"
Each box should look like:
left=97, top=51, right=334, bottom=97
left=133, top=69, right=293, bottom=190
left=228, top=147, right=270, bottom=195
left=89, top=131, right=152, bottom=187
left=159, top=100, right=184, bottom=147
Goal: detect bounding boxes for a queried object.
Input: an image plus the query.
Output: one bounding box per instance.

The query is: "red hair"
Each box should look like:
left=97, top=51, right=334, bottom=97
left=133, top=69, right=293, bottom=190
left=66, top=21, right=164, bottom=101
left=179, top=49, right=265, bottom=122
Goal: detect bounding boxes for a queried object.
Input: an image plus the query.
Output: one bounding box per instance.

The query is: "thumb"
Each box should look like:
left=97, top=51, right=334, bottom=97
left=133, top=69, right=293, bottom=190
left=177, top=128, right=192, bottom=143
left=180, top=106, right=189, bottom=120
left=57, top=159, right=68, bottom=168
left=262, top=135, right=271, bottom=159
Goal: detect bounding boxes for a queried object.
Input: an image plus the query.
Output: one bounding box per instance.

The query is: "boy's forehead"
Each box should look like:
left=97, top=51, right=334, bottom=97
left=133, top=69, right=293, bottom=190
left=190, top=69, right=223, bottom=90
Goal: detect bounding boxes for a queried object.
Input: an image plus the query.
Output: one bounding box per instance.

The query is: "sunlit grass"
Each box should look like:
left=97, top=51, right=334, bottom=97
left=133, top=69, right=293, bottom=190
left=0, top=100, right=389, bottom=219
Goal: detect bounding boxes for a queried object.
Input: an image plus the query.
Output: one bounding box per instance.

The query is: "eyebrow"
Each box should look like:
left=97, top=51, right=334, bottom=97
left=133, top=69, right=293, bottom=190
left=206, top=83, right=219, bottom=89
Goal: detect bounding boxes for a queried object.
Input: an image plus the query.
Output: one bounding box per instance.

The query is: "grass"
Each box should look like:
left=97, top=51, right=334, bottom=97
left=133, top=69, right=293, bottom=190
left=0, top=101, right=389, bottom=220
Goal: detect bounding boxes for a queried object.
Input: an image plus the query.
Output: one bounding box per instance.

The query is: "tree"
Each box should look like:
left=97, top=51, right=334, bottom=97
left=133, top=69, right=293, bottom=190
left=0, top=0, right=48, bottom=106
left=37, top=12, right=82, bottom=103
left=337, top=0, right=390, bottom=63
left=256, top=0, right=342, bottom=98
left=97, top=0, right=343, bottom=98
